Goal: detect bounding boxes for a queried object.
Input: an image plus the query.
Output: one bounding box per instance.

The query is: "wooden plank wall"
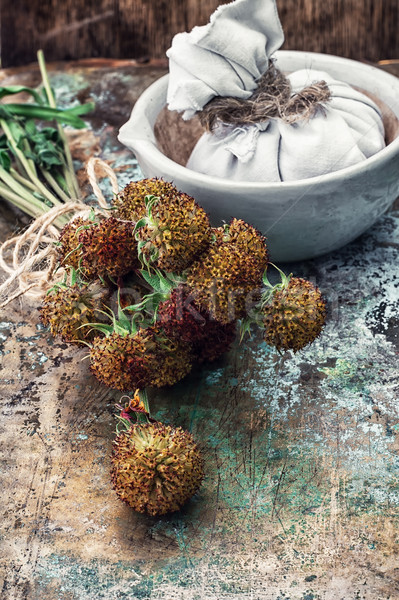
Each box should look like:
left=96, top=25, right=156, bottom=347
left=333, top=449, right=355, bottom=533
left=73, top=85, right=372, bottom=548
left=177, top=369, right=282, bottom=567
left=1, top=0, right=399, bottom=68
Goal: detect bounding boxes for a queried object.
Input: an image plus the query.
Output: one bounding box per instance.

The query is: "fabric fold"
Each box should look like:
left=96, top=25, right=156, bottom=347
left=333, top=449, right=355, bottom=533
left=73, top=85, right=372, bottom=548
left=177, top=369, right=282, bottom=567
left=187, top=69, right=385, bottom=182
left=166, top=0, right=284, bottom=119
left=119, top=0, right=386, bottom=184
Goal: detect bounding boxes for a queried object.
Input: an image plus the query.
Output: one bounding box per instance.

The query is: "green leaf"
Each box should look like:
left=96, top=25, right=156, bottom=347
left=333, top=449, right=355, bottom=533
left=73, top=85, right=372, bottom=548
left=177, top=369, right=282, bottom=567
left=133, top=217, right=148, bottom=236
left=0, top=103, right=94, bottom=129
left=25, top=131, right=65, bottom=168
left=165, top=271, right=187, bottom=287
left=148, top=291, right=168, bottom=306
left=262, top=268, right=271, bottom=287
left=6, top=120, right=26, bottom=145
left=46, top=281, right=68, bottom=295
left=80, top=323, right=113, bottom=336
left=0, top=149, right=11, bottom=171
left=158, top=276, right=174, bottom=295
left=122, top=302, right=146, bottom=312
left=113, top=321, right=129, bottom=336
left=66, top=102, right=95, bottom=116
left=70, top=268, right=78, bottom=286
left=130, top=320, right=139, bottom=336
left=144, top=194, right=159, bottom=207
left=0, top=85, right=44, bottom=105
left=41, top=127, right=62, bottom=143
left=62, top=242, right=82, bottom=264
left=37, top=147, right=64, bottom=167
left=140, top=270, right=166, bottom=293
left=39, top=145, right=63, bottom=166
left=239, top=317, right=254, bottom=342
left=117, top=293, right=132, bottom=332
left=146, top=196, right=160, bottom=220
left=24, top=119, right=38, bottom=137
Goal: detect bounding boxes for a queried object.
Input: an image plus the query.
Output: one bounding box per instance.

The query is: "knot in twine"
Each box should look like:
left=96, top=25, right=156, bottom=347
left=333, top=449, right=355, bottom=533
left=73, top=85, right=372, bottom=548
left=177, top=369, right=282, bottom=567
left=0, top=157, right=119, bottom=308
left=199, top=62, right=331, bottom=132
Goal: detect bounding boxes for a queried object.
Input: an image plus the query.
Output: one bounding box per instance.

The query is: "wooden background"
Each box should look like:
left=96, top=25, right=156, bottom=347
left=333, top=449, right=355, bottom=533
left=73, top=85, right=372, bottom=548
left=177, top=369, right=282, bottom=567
left=1, top=0, right=399, bottom=68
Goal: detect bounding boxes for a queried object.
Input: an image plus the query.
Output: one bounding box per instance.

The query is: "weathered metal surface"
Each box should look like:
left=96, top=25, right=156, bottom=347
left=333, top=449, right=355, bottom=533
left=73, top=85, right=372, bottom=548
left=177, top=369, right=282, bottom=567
left=1, top=61, right=399, bottom=600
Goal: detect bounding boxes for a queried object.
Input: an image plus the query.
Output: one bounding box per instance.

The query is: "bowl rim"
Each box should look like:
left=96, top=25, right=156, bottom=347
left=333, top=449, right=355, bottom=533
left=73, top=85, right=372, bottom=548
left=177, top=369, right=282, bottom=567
left=123, top=50, right=399, bottom=192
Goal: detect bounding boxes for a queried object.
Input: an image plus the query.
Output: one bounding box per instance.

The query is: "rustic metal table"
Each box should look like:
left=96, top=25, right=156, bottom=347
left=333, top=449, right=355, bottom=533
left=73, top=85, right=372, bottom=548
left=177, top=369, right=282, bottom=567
left=1, top=60, right=399, bottom=600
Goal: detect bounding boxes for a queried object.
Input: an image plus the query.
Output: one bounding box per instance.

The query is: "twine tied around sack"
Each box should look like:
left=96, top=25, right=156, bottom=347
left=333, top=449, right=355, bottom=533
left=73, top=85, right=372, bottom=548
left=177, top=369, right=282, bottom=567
left=199, top=62, right=332, bottom=132
left=0, top=157, right=120, bottom=308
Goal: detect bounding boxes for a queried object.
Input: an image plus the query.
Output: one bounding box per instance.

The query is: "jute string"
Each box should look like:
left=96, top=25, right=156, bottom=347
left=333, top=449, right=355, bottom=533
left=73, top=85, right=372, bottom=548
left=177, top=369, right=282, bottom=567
left=199, top=62, right=331, bottom=132
left=0, top=157, right=120, bottom=308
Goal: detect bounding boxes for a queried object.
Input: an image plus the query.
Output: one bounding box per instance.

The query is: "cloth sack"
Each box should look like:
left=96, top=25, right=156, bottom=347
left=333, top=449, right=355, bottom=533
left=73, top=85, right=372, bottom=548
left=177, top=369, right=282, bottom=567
left=166, top=0, right=385, bottom=182
left=187, top=68, right=385, bottom=182
left=166, top=0, right=284, bottom=120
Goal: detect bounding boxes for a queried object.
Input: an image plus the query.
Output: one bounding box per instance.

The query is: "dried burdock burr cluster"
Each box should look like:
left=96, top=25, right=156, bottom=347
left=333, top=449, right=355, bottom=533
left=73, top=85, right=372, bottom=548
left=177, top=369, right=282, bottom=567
left=40, top=178, right=326, bottom=516
left=111, top=392, right=205, bottom=517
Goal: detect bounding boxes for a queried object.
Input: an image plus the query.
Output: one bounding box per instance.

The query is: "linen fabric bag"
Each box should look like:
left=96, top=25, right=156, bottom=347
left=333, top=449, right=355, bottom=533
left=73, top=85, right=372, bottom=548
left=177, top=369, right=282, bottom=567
left=166, top=0, right=385, bottom=182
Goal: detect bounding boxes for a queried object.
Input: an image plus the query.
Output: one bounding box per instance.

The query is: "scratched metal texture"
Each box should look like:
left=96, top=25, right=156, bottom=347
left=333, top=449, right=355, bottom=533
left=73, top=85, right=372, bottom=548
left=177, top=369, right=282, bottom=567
left=0, top=61, right=399, bottom=600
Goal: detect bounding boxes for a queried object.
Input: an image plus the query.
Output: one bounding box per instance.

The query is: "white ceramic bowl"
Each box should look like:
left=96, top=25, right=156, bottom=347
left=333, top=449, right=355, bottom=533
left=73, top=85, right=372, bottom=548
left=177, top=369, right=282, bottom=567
left=119, top=51, right=399, bottom=262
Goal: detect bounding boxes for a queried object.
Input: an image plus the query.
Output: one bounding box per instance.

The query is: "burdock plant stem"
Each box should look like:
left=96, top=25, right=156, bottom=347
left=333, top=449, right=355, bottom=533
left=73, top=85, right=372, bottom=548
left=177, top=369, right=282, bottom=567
left=0, top=181, right=45, bottom=219
left=0, top=119, right=63, bottom=207
left=0, top=50, right=94, bottom=228
left=37, top=49, right=81, bottom=200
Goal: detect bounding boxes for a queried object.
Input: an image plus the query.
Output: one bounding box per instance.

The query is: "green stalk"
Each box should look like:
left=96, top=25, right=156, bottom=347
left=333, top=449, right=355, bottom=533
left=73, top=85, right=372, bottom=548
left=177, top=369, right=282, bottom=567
left=51, top=169, right=68, bottom=194
left=0, top=163, right=45, bottom=210
left=61, top=160, right=79, bottom=199
left=1, top=119, right=63, bottom=207
left=37, top=50, right=81, bottom=200
left=0, top=181, right=46, bottom=218
left=0, top=176, right=69, bottom=227
left=10, top=168, right=39, bottom=192
left=13, top=153, right=30, bottom=180
left=22, top=137, right=38, bottom=178
left=41, top=169, right=71, bottom=203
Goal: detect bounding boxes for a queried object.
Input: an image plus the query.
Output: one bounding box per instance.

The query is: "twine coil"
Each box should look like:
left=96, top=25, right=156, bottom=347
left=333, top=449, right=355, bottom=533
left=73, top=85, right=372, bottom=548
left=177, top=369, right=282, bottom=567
left=199, top=62, right=331, bottom=132
left=0, top=157, right=120, bottom=307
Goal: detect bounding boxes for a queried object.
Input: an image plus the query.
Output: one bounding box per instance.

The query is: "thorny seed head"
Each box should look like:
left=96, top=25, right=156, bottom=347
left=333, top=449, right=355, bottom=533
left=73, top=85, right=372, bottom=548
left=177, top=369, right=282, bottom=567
left=157, top=285, right=237, bottom=363
left=39, top=281, right=109, bottom=345
left=114, top=178, right=178, bottom=222
left=115, top=179, right=212, bottom=273
left=57, top=216, right=88, bottom=270
left=58, top=216, right=139, bottom=280
left=111, top=422, right=204, bottom=516
left=89, top=326, right=193, bottom=392
left=262, top=277, right=326, bottom=352
left=79, top=216, right=139, bottom=279
left=186, top=219, right=269, bottom=324
left=89, top=330, right=159, bottom=392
